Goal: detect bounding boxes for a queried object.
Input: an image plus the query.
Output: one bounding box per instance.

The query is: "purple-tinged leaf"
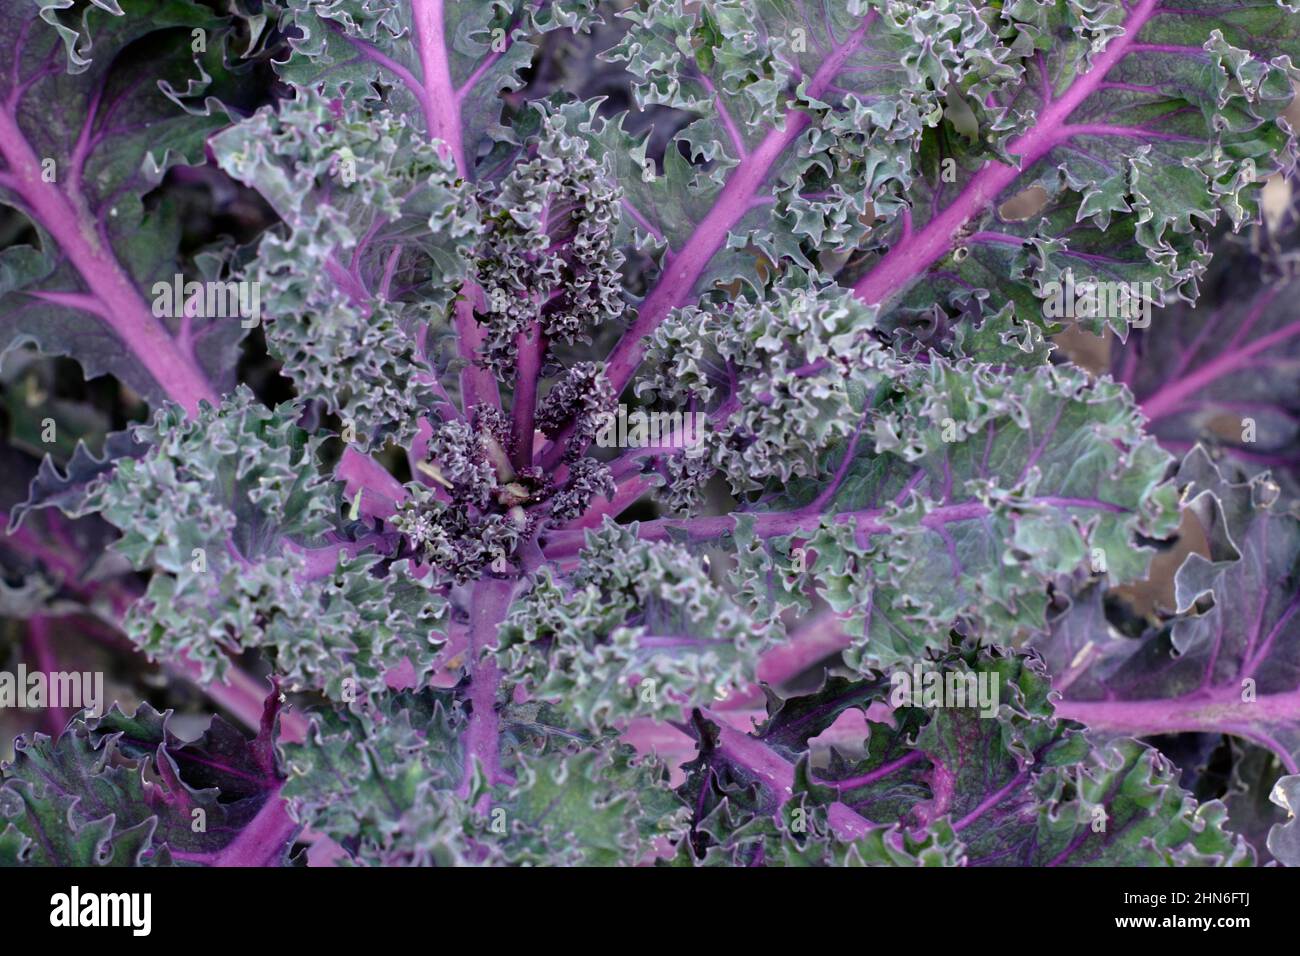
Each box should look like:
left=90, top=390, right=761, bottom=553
left=0, top=0, right=247, bottom=412
left=0, top=690, right=297, bottom=866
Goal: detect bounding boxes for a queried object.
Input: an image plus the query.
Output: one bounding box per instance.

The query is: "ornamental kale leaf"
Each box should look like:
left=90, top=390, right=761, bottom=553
left=2, top=0, right=1300, bottom=869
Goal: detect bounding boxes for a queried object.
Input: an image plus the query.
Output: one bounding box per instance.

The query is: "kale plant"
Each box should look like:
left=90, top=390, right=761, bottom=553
left=1, top=0, right=1299, bottom=868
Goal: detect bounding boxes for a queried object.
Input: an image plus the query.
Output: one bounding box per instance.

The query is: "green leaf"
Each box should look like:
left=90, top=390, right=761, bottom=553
left=485, top=745, right=688, bottom=865
left=500, top=521, right=777, bottom=730
left=282, top=689, right=472, bottom=866
left=758, top=361, right=1177, bottom=666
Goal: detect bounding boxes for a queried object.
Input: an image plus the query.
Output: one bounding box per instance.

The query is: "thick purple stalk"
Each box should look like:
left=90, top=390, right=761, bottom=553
left=411, top=0, right=502, bottom=415
left=563, top=473, right=658, bottom=531
left=716, top=612, right=855, bottom=709
left=411, top=0, right=465, bottom=175
left=600, top=120, right=809, bottom=396
left=336, top=446, right=409, bottom=519
left=458, top=576, right=518, bottom=803
left=291, top=537, right=381, bottom=582
left=0, top=103, right=217, bottom=414
left=703, top=709, right=873, bottom=840
left=594, top=0, right=1161, bottom=415
left=852, top=0, right=1160, bottom=307
left=511, top=323, right=544, bottom=468
left=169, top=787, right=301, bottom=866
left=1054, top=688, right=1300, bottom=774
left=407, top=0, right=557, bottom=807
left=542, top=494, right=1128, bottom=558
left=2, top=37, right=409, bottom=581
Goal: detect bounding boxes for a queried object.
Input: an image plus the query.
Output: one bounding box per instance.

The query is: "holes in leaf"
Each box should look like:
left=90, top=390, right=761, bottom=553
left=998, top=184, right=1048, bottom=222
left=1109, top=509, right=1211, bottom=622
left=1145, top=733, right=1234, bottom=802
left=1052, top=325, right=1110, bottom=376
left=0, top=204, right=39, bottom=249
left=0, top=349, right=145, bottom=457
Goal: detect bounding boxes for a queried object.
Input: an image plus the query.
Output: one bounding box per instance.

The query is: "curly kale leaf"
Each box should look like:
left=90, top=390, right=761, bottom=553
left=48, top=387, right=448, bottom=697
left=674, top=645, right=1251, bottom=866
left=0, top=695, right=296, bottom=867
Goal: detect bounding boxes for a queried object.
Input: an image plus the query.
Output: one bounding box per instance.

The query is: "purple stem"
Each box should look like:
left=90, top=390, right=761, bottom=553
left=597, top=12, right=881, bottom=402
left=335, top=27, right=432, bottom=119
left=24, top=616, right=72, bottom=735
left=542, top=494, right=1128, bottom=558
left=1142, top=315, right=1300, bottom=421
left=716, top=611, right=855, bottom=709
left=953, top=771, right=1026, bottom=833
left=0, top=102, right=216, bottom=414
left=851, top=0, right=1161, bottom=307
left=703, top=709, right=873, bottom=840
left=168, top=787, right=301, bottom=866
left=410, top=0, right=465, bottom=174
left=622, top=197, right=667, bottom=246
left=822, top=750, right=925, bottom=791
left=410, top=0, right=502, bottom=415
left=511, top=323, right=544, bottom=469
left=1053, top=688, right=1300, bottom=774
left=409, top=3, right=530, bottom=799
left=698, top=73, right=748, bottom=159
left=1, top=40, right=415, bottom=588
left=336, top=447, right=409, bottom=519
left=809, top=412, right=869, bottom=512
left=458, top=576, right=519, bottom=804
left=563, top=473, right=658, bottom=531
left=456, top=46, right=506, bottom=102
